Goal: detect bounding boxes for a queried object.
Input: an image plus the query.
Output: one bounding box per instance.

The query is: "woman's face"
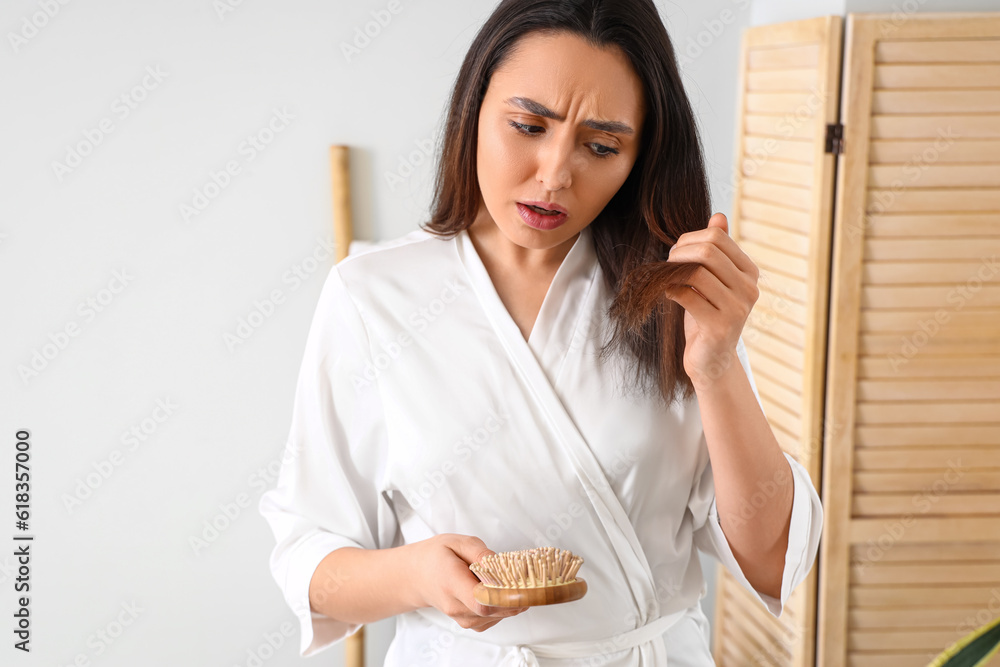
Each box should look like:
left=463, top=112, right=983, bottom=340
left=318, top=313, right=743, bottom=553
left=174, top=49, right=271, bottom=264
left=475, top=30, right=646, bottom=253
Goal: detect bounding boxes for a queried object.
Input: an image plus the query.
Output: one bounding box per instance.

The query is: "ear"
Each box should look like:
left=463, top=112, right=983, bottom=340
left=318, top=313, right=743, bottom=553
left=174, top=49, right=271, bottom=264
left=708, top=212, right=728, bottom=234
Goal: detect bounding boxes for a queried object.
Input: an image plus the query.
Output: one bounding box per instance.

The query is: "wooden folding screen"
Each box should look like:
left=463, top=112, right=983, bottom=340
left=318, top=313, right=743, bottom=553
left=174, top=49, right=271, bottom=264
left=819, top=13, right=1000, bottom=667
left=716, top=15, right=843, bottom=667
left=717, top=11, right=1000, bottom=667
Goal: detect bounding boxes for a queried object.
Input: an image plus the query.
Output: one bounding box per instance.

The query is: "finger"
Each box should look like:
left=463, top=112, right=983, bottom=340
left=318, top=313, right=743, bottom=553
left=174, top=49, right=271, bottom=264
left=707, top=212, right=728, bottom=233
left=473, top=618, right=502, bottom=633
left=672, top=215, right=758, bottom=278
left=665, top=283, right=716, bottom=322
left=668, top=242, right=746, bottom=294
left=449, top=536, right=494, bottom=566
left=477, top=600, right=527, bottom=618
left=678, top=264, right=733, bottom=312
left=487, top=605, right=530, bottom=617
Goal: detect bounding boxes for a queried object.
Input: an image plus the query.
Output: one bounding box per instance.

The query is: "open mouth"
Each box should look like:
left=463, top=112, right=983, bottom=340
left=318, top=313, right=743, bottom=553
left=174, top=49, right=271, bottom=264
left=523, top=203, right=562, bottom=216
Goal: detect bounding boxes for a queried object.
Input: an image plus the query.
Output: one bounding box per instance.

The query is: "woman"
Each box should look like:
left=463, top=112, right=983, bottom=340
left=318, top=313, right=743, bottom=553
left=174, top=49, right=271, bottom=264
left=259, top=0, right=823, bottom=665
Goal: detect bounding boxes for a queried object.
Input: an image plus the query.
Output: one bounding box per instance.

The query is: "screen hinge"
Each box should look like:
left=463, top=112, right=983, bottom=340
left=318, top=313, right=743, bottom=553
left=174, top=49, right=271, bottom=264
left=824, top=123, right=844, bottom=155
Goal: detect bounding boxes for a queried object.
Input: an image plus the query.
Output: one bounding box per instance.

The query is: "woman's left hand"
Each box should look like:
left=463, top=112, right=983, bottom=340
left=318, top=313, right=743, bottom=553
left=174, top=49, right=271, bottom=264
left=664, top=212, right=760, bottom=391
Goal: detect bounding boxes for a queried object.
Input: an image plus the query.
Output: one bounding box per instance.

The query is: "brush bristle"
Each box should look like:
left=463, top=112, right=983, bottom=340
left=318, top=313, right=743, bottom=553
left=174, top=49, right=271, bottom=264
left=469, top=547, right=584, bottom=589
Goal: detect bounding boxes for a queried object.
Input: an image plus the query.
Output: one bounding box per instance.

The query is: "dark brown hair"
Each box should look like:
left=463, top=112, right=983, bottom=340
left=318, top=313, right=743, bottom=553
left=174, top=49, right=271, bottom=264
left=419, top=0, right=709, bottom=407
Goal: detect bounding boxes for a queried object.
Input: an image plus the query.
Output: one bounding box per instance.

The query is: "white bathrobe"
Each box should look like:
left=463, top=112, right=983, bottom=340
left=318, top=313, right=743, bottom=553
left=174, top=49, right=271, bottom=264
left=258, top=223, right=823, bottom=666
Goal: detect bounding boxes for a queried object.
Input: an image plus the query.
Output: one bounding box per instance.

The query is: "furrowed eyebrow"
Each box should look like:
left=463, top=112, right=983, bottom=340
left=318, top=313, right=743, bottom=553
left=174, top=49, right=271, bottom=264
left=503, top=96, right=635, bottom=136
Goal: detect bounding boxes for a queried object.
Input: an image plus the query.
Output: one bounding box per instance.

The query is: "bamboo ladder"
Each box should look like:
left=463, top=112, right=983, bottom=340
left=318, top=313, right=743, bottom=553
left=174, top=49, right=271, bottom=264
left=330, top=144, right=365, bottom=667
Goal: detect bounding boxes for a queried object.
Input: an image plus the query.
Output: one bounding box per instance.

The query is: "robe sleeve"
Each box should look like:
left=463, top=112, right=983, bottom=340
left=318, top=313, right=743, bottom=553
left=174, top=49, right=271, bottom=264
left=258, top=264, right=397, bottom=656
left=688, top=336, right=823, bottom=618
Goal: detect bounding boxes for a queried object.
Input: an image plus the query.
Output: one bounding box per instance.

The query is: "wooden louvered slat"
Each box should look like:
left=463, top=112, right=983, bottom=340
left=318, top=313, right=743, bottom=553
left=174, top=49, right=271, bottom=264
left=760, top=392, right=805, bottom=437
left=863, top=261, right=1000, bottom=284
left=820, top=13, right=1000, bottom=667
left=875, top=40, right=1000, bottom=63
left=726, top=587, right=795, bottom=651
left=743, top=135, right=815, bottom=164
left=850, top=583, right=996, bottom=607
left=870, top=114, right=1000, bottom=138
left=747, top=306, right=807, bottom=348
left=855, top=424, right=1000, bottom=447
left=719, top=578, right=770, bottom=661
left=865, top=237, right=1000, bottom=260
left=863, top=214, right=1000, bottom=237
left=854, top=492, right=1000, bottom=516
left=746, top=345, right=803, bottom=393
left=868, top=163, right=1000, bottom=188
left=848, top=541, right=1000, bottom=561
left=854, top=400, right=1000, bottom=424
left=743, top=178, right=813, bottom=211
left=751, top=328, right=805, bottom=372
left=857, top=355, right=1000, bottom=378
left=745, top=114, right=817, bottom=139
left=849, top=652, right=952, bottom=667
left=754, top=369, right=804, bottom=408
left=856, top=378, right=1000, bottom=400
left=849, top=628, right=980, bottom=652
left=869, top=138, right=1000, bottom=163
left=844, top=541, right=1000, bottom=661
left=853, top=469, right=1000, bottom=493
left=746, top=91, right=826, bottom=114
left=852, top=561, right=1000, bottom=586
left=873, top=63, right=1000, bottom=88
left=849, top=516, right=1000, bottom=542
left=740, top=220, right=811, bottom=254
left=861, top=285, right=1000, bottom=309
left=742, top=159, right=816, bottom=188
left=759, top=270, right=809, bottom=302
left=850, top=606, right=992, bottom=630
left=859, top=309, right=1000, bottom=339
left=758, top=282, right=809, bottom=319
left=859, top=335, right=1000, bottom=356
left=854, top=445, right=1000, bottom=470
left=716, top=14, right=839, bottom=667
left=748, top=44, right=822, bottom=70
left=744, top=239, right=810, bottom=279
left=872, top=90, right=1000, bottom=114
left=740, top=198, right=813, bottom=232
left=865, top=188, right=1000, bottom=212
left=746, top=68, right=821, bottom=91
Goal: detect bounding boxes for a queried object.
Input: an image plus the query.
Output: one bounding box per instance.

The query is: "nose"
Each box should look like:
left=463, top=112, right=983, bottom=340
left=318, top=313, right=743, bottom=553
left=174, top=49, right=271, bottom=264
left=534, top=133, right=574, bottom=192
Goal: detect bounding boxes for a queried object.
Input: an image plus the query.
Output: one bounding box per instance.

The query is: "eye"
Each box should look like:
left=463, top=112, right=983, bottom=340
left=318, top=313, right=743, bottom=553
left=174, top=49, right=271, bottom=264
left=507, top=120, right=620, bottom=160
left=589, top=143, right=619, bottom=159
left=508, top=120, right=543, bottom=135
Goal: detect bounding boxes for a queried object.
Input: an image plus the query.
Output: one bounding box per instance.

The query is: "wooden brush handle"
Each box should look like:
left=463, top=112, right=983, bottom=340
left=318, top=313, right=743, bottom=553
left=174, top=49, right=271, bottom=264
left=473, top=578, right=587, bottom=607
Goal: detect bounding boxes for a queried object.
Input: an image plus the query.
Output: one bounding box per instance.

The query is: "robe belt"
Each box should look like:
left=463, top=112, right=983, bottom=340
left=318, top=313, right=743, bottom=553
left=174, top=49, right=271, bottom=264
left=414, top=604, right=688, bottom=666
left=498, top=606, right=687, bottom=666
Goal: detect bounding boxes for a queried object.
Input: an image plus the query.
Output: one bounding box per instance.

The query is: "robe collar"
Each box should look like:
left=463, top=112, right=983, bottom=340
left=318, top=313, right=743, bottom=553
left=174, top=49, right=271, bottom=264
left=455, top=223, right=598, bottom=365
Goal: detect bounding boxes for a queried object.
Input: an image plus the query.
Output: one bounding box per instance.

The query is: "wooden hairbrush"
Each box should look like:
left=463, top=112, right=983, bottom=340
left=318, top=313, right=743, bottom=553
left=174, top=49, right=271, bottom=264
left=470, top=546, right=588, bottom=607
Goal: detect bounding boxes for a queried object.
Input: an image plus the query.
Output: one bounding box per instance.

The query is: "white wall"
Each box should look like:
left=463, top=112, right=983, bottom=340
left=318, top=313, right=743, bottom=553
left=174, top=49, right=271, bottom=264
left=9, top=0, right=992, bottom=664
left=753, top=0, right=1000, bottom=25
left=751, top=0, right=846, bottom=25
left=843, top=0, right=1000, bottom=12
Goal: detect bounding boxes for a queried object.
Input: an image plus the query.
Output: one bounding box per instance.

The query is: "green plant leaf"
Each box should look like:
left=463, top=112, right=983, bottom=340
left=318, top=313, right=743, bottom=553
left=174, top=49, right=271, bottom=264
left=927, top=614, right=1000, bottom=667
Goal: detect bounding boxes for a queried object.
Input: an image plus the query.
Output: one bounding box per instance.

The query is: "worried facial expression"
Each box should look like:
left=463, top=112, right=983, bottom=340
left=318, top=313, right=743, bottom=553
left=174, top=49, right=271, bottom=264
left=475, top=30, right=647, bottom=251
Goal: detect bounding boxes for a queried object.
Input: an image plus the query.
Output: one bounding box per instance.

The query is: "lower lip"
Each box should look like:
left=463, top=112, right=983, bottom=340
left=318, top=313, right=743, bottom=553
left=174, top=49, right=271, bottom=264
left=516, top=203, right=568, bottom=230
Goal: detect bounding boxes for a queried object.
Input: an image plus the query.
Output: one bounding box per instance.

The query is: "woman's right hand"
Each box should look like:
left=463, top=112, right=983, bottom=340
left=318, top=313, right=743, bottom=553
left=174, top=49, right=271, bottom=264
left=407, top=533, right=530, bottom=633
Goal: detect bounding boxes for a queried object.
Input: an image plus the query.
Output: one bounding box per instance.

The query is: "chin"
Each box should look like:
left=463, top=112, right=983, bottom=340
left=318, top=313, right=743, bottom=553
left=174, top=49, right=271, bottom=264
left=506, top=220, right=568, bottom=248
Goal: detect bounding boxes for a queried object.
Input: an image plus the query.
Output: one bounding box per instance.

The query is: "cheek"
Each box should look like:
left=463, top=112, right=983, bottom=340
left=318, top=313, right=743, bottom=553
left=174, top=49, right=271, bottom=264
left=578, top=161, right=632, bottom=207
left=479, top=123, right=531, bottom=192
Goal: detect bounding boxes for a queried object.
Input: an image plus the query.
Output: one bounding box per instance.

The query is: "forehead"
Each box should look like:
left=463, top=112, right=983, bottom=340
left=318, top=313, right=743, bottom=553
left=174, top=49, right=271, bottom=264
left=489, top=31, right=645, bottom=120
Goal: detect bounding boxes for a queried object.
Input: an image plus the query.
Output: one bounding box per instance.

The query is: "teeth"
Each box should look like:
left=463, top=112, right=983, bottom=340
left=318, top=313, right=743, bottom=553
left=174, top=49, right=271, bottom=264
left=528, top=204, right=559, bottom=215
